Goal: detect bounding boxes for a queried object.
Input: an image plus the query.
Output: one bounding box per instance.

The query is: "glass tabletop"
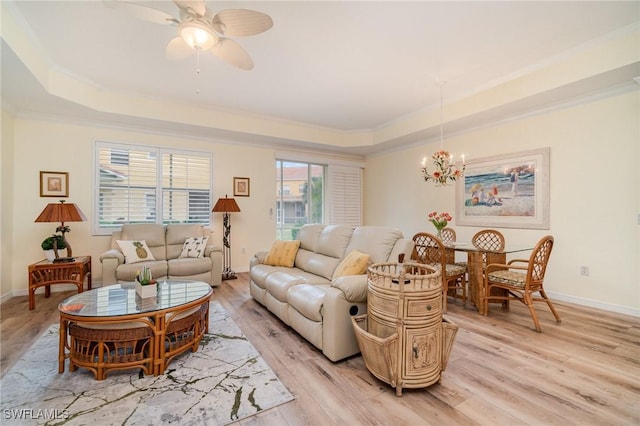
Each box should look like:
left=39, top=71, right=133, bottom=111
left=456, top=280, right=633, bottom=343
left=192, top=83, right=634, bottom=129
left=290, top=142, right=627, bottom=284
left=58, top=280, right=212, bottom=317
left=443, top=241, right=533, bottom=254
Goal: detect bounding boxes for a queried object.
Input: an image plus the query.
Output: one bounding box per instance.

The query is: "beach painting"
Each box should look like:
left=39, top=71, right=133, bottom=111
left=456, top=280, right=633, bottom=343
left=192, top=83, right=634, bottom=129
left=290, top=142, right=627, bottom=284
left=455, top=148, right=550, bottom=229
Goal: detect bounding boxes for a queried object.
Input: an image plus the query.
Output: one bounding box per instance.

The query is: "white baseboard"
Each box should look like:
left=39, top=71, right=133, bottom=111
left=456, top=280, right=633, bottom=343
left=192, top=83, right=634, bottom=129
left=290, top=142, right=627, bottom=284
left=546, top=291, right=640, bottom=318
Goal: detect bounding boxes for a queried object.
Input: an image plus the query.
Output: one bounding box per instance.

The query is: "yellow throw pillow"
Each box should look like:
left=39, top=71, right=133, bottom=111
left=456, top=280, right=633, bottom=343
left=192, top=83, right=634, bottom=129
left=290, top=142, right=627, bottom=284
left=333, top=250, right=370, bottom=279
left=263, top=240, right=301, bottom=267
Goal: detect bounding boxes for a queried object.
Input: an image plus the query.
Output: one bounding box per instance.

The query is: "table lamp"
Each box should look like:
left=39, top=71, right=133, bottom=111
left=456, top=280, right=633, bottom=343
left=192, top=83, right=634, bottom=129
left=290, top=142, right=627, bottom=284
left=212, top=195, right=241, bottom=280
left=35, top=200, right=87, bottom=262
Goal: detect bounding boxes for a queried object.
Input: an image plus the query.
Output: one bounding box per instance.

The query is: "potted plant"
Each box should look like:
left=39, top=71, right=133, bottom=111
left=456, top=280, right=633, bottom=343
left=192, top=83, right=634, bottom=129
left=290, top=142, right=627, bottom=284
left=41, top=235, right=67, bottom=261
left=135, top=266, right=157, bottom=298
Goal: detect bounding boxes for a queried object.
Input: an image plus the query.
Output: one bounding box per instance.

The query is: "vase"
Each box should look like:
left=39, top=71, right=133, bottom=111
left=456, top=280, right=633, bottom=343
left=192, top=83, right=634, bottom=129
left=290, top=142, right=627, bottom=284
left=135, top=280, right=157, bottom=298
left=44, top=250, right=56, bottom=261
left=436, top=229, right=443, bottom=240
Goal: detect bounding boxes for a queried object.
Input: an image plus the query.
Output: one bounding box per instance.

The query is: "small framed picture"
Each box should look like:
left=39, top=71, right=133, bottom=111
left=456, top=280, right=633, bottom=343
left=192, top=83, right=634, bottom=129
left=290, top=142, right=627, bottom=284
left=233, top=177, right=250, bottom=197
left=40, top=171, right=69, bottom=197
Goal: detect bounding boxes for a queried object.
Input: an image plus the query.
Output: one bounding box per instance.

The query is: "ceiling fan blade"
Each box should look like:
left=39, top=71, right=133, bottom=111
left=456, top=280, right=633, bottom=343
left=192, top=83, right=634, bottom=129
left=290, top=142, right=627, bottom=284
left=174, top=0, right=206, bottom=17
left=103, top=0, right=179, bottom=26
left=210, top=38, right=254, bottom=70
left=212, top=9, right=273, bottom=37
left=166, top=36, right=195, bottom=60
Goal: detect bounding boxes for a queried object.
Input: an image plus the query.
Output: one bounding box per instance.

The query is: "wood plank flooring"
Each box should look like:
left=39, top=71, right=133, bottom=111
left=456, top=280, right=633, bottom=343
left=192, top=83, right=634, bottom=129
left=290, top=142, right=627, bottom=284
left=2, top=273, right=639, bottom=425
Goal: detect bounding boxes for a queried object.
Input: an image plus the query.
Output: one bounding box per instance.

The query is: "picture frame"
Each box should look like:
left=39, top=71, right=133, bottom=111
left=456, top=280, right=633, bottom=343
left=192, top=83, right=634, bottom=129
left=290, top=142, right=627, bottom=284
left=233, top=177, right=250, bottom=197
left=455, top=148, right=550, bottom=229
left=40, top=171, right=69, bottom=198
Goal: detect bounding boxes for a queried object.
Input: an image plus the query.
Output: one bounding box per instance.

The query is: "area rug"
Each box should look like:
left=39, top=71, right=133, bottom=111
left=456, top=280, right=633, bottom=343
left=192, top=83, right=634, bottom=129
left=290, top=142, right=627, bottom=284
left=0, top=302, right=294, bottom=425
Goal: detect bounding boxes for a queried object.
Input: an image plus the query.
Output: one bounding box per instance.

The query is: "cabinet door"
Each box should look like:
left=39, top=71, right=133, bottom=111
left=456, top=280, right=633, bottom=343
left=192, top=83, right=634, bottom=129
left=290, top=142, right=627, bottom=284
left=402, top=320, right=442, bottom=385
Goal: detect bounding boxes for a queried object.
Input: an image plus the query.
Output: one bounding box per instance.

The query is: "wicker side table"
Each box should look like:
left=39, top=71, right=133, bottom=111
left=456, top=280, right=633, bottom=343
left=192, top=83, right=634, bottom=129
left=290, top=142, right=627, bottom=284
left=352, top=262, right=458, bottom=396
left=28, top=256, right=92, bottom=310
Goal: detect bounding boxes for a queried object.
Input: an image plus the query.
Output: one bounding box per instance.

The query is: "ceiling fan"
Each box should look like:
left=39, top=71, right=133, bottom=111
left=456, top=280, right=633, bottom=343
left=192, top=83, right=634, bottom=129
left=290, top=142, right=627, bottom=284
left=104, top=0, right=273, bottom=70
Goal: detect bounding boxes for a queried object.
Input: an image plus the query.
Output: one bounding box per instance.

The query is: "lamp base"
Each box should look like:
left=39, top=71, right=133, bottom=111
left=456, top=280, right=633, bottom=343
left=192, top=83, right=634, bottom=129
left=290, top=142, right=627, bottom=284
left=53, top=257, right=75, bottom=263
left=222, top=268, right=237, bottom=280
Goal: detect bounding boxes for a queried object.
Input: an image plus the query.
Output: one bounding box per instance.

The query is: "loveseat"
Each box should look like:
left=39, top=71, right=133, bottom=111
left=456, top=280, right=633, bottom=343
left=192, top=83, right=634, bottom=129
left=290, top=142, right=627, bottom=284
left=249, top=224, right=414, bottom=361
left=100, top=224, right=222, bottom=287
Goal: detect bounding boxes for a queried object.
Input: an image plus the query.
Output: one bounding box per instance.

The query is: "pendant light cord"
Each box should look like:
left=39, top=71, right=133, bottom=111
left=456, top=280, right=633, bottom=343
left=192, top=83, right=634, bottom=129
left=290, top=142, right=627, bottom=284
left=439, top=83, right=444, bottom=150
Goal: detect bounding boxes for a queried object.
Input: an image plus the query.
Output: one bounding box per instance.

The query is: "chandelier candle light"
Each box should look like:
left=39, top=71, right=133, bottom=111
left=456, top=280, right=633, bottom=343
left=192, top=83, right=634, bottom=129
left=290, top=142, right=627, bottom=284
left=421, top=83, right=466, bottom=186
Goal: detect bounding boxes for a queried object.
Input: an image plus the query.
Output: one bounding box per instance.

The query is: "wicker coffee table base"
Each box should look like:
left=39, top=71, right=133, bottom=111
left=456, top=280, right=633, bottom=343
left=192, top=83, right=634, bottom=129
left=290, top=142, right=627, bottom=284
left=60, top=299, right=210, bottom=380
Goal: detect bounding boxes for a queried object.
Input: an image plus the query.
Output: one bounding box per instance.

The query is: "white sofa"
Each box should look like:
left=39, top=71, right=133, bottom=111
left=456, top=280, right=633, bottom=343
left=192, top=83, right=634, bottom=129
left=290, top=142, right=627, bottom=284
left=100, top=223, right=222, bottom=287
left=250, top=224, right=414, bottom=361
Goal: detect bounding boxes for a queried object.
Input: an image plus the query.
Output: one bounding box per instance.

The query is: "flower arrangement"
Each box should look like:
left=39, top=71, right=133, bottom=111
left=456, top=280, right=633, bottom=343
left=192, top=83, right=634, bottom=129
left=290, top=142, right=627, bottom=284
left=428, top=211, right=452, bottom=235
left=421, top=150, right=465, bottom=186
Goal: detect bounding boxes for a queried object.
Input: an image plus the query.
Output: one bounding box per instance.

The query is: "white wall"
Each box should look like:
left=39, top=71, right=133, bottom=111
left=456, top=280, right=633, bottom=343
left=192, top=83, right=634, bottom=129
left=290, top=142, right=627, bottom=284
left=1, top=109, right=16, bottom=300
left=364, top=89, right=640, bottom=315
left=3, top=88, right=639, bottom=316
left=6, top=117, right=280, bottom=294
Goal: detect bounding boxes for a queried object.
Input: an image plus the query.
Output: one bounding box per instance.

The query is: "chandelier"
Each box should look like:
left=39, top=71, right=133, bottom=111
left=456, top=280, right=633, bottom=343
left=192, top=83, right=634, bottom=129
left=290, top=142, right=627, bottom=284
left=421, top=84, right=465, bottom=186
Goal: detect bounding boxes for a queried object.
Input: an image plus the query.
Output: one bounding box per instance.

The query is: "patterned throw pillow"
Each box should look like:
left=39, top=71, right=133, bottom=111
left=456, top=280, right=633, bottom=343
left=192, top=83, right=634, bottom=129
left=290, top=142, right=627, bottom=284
left=333, top=250, right=371, bottom=279
left=116, top=240, right=156, bottom=264
left=180, top=236, right=209, bottom=258
left=263, top=240, right=301, bottom=267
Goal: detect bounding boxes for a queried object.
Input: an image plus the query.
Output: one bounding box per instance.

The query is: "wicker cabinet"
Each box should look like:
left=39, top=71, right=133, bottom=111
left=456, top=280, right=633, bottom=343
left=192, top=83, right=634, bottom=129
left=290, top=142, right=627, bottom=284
left=352, top=262, right=458, bottom=396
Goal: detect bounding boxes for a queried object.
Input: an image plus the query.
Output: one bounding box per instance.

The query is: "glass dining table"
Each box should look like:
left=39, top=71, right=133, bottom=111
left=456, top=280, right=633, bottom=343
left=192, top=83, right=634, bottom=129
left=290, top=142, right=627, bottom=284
left=444, top=242, right=533, bottom=312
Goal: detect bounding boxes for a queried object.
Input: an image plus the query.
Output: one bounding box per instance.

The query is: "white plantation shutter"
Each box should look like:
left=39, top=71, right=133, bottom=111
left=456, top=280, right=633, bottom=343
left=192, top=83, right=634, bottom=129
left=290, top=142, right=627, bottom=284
left=328, top=165, right=362, bottom=226
left=95, top=142, right=211, bottom=234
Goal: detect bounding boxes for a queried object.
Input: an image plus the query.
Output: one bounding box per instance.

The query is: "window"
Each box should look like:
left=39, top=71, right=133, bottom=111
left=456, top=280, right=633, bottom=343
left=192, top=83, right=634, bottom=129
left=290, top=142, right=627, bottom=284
left=276, top=160, right=325, bottom=240
left=95, top=142, right=212, bottom=234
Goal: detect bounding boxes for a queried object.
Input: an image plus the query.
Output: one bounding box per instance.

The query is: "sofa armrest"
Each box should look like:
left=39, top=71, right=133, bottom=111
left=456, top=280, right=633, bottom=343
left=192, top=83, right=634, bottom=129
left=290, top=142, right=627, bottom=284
left=331, top=275, right=368, bottom=303
left=100, top=249, right=124, bottom=264
left=100, top=249, right=124, bottom=286
left=250, top=250, right=269, bottom=268
left=206, top=245, right=223, bottom=287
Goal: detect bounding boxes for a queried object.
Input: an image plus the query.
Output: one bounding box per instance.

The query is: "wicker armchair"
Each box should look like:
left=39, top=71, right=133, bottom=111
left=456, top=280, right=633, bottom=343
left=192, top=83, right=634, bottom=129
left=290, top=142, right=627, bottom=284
left=412, top=232, right=466, bottom=312
left=483, top=235, right=560, bottom=332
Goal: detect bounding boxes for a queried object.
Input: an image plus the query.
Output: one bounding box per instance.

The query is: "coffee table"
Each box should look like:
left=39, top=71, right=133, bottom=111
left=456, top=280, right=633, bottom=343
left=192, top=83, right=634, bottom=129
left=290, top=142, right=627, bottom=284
left=58, top=280, right=212, bottom=380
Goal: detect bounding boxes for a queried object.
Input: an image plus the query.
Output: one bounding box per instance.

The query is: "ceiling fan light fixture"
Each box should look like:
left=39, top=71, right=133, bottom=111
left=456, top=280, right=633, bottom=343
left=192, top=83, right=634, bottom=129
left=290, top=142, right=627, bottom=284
left=179, top=21, right=217, bottom=50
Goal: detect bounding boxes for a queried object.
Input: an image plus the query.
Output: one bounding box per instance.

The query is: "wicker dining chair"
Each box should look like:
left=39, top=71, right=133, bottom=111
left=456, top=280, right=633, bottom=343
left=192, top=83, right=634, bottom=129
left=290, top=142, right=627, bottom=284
left=412, top=232, right=467, bottom=312
left=482, top=235, right=560, bottom=332
left=440, top=227, right=457, bottom=264
left=472, top=229, right=506, bottom=257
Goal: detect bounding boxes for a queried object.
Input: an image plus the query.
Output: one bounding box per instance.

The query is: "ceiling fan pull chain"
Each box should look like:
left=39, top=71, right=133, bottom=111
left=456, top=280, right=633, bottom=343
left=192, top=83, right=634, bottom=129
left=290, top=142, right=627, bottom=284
left=195, top=48, right=201, bottom=94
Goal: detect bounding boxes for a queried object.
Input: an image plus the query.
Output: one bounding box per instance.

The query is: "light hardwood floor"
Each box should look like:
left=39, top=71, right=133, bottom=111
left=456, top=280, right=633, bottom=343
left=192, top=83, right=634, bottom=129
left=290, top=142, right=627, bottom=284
left=2, top=274, right=639, bottom=425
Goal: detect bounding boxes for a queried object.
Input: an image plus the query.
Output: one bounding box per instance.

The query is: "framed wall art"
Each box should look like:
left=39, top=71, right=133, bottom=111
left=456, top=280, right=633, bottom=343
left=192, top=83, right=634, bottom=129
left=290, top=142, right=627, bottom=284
left=455, top=148, right=550, bottom=229
left=40, top=171, right=69, bottom=198
left=233, top=177, right=250, bottom=197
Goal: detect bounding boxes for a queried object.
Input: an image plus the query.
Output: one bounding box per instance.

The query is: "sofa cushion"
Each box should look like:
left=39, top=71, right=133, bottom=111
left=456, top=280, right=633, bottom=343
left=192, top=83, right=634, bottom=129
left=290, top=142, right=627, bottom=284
left=316, top=225, right=354, bottom=258
left=305, top=254, right=341, bottom=281
left=296, top=224, right=326, bottom=251
left=294, top=248, right=315, bottom=271
left=116, top=240, right=156, bottom=264
left=265, top=272, right=306, bottom=303
left=167, top=257, right=213, bottom=276
left=264, top=240, right=301, bottom=267
left=287, top=284, right=328, bottom=322
left=115, top=260, right=168, bottom=282
left=179, top=236, right=209, bottom=258
left=121, top=224, right=166, bottom=261
left=344, top=226, right=404, bottom=263
left=333, top=250, right=370, bottom=279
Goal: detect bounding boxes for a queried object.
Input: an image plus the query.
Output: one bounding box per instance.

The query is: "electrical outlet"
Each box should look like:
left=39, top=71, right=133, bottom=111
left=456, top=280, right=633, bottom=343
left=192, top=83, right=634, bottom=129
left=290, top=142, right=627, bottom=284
left=580, top=266, right=589, bottom=276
